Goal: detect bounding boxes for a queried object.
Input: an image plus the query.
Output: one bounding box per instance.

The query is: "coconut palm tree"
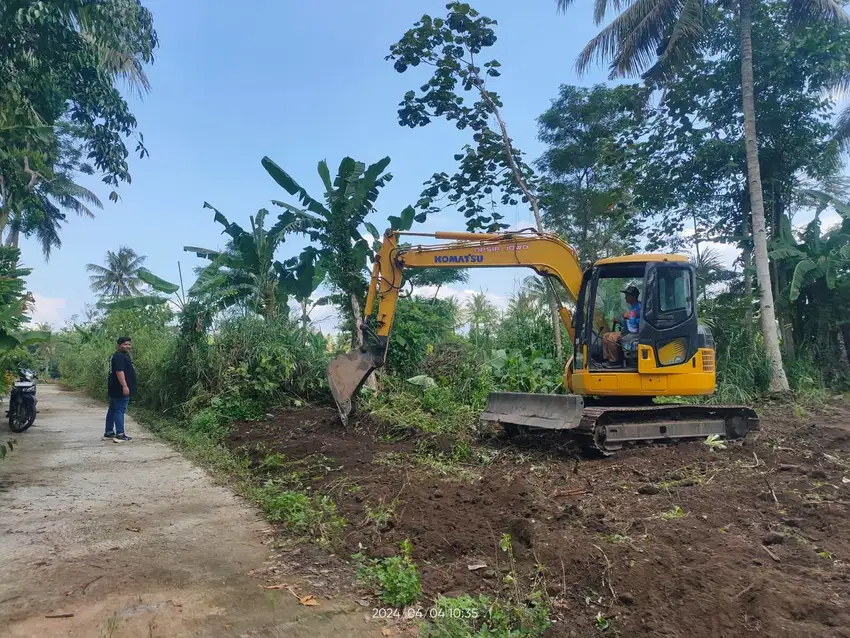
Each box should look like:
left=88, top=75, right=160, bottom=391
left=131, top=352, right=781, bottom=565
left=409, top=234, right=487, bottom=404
left=691, top=245, right=737, bottom=300
left=465, top=291, right=500, bottom=352
left=553, top=0, right=849, bottom=392
left=86, top=247, right=147, bottom=299
left=6, top=173, right=102, bottom=258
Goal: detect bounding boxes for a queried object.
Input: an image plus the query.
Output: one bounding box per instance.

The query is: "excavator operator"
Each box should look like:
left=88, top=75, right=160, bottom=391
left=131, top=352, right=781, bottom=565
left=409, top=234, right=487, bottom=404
left=603, top=285, right=641, bottom=365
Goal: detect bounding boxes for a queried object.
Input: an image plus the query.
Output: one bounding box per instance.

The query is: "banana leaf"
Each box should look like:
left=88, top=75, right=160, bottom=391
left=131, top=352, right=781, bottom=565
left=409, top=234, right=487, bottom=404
left=137, top=268, right=179, bottom=294
left=98, top=295, right=169, bottom=310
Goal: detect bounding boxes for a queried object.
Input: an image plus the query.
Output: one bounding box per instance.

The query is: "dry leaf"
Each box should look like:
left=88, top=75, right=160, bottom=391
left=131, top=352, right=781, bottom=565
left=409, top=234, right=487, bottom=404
left=299, top=594, right=319, bottom=606
left=843, top=477, right=849, bottom=484
left=264, top=583, right=290, bottom=590
left=382, top=629, right=393, bottom=637
left=126, top=527, right=141, bottom=532
left=467, top=563, right=487, bottom=571
left=355, top=599, right=370, bottom=607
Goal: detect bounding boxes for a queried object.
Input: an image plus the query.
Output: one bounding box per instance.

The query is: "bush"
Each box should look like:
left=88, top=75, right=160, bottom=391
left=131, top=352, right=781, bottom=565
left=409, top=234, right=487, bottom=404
left=58, top=308, right=330, bottom=421
left=388, top=298, right=458, bottom=377
left=487, top=349, right=562, bottom=394
left=422, top=339, right=492, bottom=406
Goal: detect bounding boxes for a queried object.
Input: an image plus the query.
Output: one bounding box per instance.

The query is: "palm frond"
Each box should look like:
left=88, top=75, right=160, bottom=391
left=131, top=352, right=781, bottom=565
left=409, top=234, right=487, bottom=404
left=834, top=102, right=850, bottom=154
left=575, top=0, right=683, bottom=77
left=50, top=194, right=96, bottom=219
left=86, top=263, right=111, bottom=275
left=787, top=0, right=850, bottom=25
left=647, top=0, right=706, bottom=81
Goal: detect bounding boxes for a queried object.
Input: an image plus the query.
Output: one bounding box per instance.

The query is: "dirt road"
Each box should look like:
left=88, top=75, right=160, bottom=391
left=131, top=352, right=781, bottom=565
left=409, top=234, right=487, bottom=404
left=0, top=385, right=382, bottom=638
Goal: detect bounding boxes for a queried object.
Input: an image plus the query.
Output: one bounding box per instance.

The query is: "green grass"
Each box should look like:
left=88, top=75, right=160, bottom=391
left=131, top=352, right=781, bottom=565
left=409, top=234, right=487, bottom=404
left=251, top=481, right=346, bottom=546
left=419, top=593, right=550, bottom=638
left=354, top=540, right=421, bottom=607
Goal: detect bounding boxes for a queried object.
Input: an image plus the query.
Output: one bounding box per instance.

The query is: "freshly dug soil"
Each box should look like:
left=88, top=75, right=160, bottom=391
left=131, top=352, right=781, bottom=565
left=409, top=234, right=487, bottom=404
left=228, top=401, right=850, bottom=637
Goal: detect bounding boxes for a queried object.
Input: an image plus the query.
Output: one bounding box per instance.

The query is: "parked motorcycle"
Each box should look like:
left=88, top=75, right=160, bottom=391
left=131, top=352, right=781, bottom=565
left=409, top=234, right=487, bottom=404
left=7, top=369, right=37, bottom=433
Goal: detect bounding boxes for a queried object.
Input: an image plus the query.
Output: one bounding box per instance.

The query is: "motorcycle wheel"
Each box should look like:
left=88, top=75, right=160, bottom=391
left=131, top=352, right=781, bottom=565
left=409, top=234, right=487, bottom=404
left=9, top=401, right=34, bottom=433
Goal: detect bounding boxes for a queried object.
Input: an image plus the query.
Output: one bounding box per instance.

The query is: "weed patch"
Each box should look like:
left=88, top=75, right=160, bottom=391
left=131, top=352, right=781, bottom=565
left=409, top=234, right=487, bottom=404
left=355, top=540, right=421, bottom=607
left=419, top=592, right=550, bottom=637
left=252, top=481, right=346, bottom=546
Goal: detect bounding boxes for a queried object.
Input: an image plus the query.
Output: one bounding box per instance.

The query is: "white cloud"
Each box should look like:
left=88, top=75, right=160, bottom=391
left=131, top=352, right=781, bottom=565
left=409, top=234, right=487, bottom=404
left=27, top=293, right=67, bottom=329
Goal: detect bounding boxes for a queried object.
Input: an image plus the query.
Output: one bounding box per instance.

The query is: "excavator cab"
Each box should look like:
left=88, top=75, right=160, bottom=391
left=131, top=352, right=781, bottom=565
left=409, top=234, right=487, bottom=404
left=574, top=256, right=700, bottom=374
left=566, top=256, right=717, bottom=399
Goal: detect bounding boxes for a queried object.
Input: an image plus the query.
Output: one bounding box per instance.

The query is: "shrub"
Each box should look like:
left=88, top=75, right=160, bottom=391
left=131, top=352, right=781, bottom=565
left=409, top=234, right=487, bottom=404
left=487, top=349, right=562, bottom=394
left=388, top=298, right=458, bottom=377
left=58, top=308, right=330, bottom=421
left=422, top=339, right=492, bottom=406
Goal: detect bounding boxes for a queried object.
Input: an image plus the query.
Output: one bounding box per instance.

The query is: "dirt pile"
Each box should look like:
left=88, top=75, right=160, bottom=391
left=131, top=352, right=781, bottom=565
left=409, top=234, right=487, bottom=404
left=228, top=402, right=850, bottom=637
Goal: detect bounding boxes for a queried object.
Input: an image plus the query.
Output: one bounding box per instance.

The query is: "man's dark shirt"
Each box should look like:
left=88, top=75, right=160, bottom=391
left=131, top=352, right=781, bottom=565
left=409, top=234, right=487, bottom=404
left=108, top=351, right=136, bottom=398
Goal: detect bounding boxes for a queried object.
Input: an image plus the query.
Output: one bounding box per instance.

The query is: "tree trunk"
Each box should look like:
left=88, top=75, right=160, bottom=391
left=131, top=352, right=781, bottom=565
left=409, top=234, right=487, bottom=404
left=300, top=299, right=310, bottom=345
left=350, top=293, right=377, bottom=391
left=840, top=323, right=850, bottom=369
left=739, top=0, right=790, bottom=393
left=474, top=77, right=564, bottom=360
left=741, top=209, right=754, bottom=333
left=5, top=225, right=19, bottom=248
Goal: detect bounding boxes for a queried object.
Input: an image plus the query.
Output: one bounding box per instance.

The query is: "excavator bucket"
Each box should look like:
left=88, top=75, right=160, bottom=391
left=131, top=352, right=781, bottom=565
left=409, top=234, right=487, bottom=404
left=327, top=350, right=376, bottom=426
left=480, top=392, right=585, bottom=431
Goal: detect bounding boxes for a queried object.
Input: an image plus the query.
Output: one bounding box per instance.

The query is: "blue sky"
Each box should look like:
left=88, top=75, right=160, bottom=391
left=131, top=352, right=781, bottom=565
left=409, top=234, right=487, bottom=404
left=21, top=1, right=766, bottom=328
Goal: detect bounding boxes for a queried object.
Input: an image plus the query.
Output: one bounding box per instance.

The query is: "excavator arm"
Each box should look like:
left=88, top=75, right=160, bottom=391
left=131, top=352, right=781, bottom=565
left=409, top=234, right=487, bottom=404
left=327, top=229, right=584, bottom=423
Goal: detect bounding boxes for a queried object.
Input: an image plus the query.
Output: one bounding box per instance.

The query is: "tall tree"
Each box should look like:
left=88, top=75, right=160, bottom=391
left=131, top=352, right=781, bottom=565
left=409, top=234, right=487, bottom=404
left=556, top=0, right=849, bottom=392
left=0, top=0, right=158, bottom=253
left=537, top=83, right=650, bottom=262
left=86, top=247, right=147, bottom=299
left=388, top=2, right=566, bottom=358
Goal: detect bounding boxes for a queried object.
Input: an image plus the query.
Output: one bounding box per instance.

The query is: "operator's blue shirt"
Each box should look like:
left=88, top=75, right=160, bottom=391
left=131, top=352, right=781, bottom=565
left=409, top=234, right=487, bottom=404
left=624, top=301, right=641, bottom=333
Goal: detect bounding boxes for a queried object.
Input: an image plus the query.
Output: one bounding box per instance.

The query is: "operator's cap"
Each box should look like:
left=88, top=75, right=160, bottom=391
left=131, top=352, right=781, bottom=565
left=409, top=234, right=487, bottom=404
left=621, top=285, right=640, bottom=297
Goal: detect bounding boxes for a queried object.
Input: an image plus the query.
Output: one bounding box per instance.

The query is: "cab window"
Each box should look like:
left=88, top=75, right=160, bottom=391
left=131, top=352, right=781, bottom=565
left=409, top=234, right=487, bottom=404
left=658, top=268, right=692, bottom=313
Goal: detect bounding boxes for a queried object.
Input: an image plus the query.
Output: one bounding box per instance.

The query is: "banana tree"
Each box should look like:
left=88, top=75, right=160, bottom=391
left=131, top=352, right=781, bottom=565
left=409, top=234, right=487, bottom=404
left=185, top=205, right=325, bottom=320
left=769, top=189, right=850, bottom=356
left=185, top=205, right=293, bottom=319
left=97, top=267, right=182, bottom=311
left=261, top=155, right=416, bottom=347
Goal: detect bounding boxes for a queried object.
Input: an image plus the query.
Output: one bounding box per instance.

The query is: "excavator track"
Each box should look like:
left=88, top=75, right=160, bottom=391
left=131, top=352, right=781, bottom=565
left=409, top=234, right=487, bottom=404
left=480, top=392, right=758, bottom=455
left=577, top=403, right=759, bottom=454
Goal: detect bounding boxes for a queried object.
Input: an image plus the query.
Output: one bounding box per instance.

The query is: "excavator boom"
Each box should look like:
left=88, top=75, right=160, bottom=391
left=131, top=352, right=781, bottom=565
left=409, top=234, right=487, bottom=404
left=327, top=228, right=581, bottom=424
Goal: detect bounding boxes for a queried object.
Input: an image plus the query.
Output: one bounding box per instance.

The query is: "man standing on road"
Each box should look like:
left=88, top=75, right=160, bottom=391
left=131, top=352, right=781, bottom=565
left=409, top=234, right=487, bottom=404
left=104, top=336, right=135, bottom=442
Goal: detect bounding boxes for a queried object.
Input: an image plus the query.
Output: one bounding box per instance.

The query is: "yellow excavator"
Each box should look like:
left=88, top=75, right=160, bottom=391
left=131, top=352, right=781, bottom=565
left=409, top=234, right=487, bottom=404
left=327, top=228, right=758, bottom=453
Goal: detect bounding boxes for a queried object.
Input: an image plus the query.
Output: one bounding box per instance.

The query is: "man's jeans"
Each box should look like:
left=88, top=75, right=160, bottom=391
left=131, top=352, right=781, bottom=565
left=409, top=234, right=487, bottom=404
left=105, top=397, right=130, bottom=436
